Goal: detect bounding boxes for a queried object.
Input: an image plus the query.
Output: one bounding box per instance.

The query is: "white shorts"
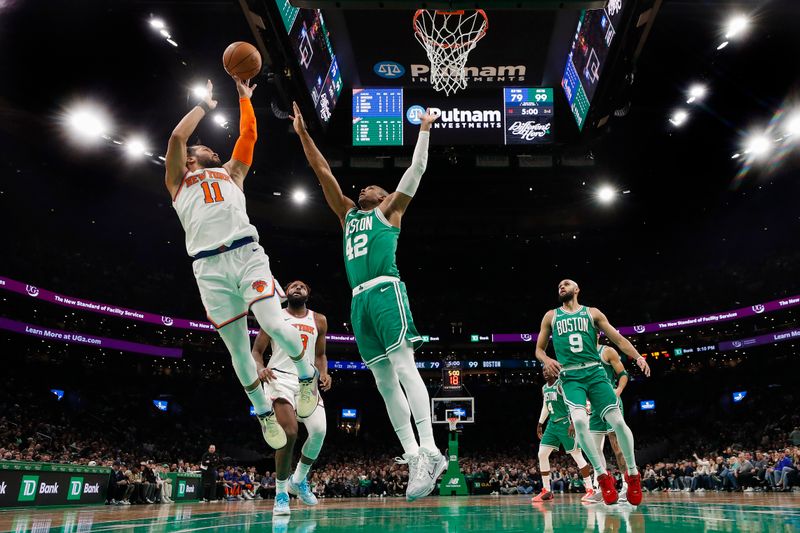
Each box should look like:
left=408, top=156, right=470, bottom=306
left=265, top=369, right=325, bottom=414
left=192, top=244, right=281, bottom=328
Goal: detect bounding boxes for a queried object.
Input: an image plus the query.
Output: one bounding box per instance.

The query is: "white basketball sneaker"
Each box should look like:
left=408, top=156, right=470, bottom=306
left=297, top=369, right=320, bottom=418
left=258, top=411, right=287, bottom=449
left=406, top=447, right=447, bottom=501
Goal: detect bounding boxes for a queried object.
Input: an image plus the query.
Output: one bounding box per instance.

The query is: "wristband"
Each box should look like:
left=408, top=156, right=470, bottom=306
left=616, top=370, right=629, bottom=380
left=197, top=101, right=211, bottom=114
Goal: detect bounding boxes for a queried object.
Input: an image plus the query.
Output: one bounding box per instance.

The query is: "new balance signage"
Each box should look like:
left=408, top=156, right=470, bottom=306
left=0, top=464, right=109, bottom=507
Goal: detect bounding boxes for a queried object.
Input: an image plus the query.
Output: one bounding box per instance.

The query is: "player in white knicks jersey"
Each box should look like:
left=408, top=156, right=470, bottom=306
left=252, top=280, right=331, bottom=516
left=164, top=77, right=320, bottom=452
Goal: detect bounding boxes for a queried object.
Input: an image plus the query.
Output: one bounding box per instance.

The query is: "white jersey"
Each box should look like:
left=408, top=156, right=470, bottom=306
left=269, top=308, right=318, bottom=375
left=172, top=167, right=258, bottom=257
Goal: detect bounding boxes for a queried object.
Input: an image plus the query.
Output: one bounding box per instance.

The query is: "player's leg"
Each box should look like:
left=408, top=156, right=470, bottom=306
left=607, top=432, right=630, bottom=501
left=290, top=404, right=326, bottom=505
left=215, top=317, right=287, bottom=450
left=272, top=398, right=297, bottom=516
left=533, top=445, right=556, bottom=501
left=589, top=373, right=641, bottom=504
left=353, top=288, right=420, bottom=456
left=387, top=341, right=436, bottom=451
left=381, top=283, right=445, bottom=500
left=567, top=448, right=597, bottom=500
left=241, top=246, right=318, bottom=416
left=563, top=375, right=617, bottom=504
left=369, top=357, right=419, bottom=455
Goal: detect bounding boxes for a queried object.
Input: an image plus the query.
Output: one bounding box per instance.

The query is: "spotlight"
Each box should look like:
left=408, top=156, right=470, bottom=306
left=597, top=185, right=616, bottom=204
left=669, top=110, right=689, bottom=127
left=686, top=84, right=707, bottom=104
left=212, top=114, right=228, bottom=127
left=159, top=29, right=171, bottom=39
left=784, top=112, right=800, bottom=137
left=744, top=134, right=771, bottom=159
left=191, top=85, right=208, bottom=99
left=166, top=39, right=178, bottom=47
left=725, top=15, right=750, bottom=39
left=67, top=107, right=109, bottom=140
left=717, top=41, right=729, bottom=50
left=125, top=139, right=148, bottom=158
left=292, top=190, right=308, bottom=204
left=149, top=18, right=166, bottom=30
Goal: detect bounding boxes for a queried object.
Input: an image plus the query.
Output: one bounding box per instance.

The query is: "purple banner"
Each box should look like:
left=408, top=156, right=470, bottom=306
left=0, top=276, right=357, bottom=344
left=0, top=317, right=183, bottom=358
left=718, top=328, right=800, bottom=352
left=491, top=295, right=800, bottom=343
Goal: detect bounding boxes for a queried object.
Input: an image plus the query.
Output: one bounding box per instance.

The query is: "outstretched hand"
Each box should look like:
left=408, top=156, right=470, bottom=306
left=202, top=79, right=218, bottom=110
left=289, top=101, right=307, bottom=134
left=419, top=108, right=438, bottom=131
left=636, top=356, right=651, bottom=377
left=233, top=76, right=257, bottom=99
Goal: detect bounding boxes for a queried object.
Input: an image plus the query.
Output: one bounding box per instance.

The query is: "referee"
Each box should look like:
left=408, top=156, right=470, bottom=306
left=200, top=444, right=220, bottom=502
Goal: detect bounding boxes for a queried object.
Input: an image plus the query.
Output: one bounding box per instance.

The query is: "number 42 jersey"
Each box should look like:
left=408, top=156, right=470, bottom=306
left=342, top=207, right=400, bottom=289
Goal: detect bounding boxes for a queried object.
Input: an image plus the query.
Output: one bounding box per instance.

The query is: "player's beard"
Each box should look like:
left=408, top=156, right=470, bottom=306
left=558, top=291, right=573, bottom=303
left=197, top=154, right=221, bottom=168
left=287, top=295, right=308, bottom=308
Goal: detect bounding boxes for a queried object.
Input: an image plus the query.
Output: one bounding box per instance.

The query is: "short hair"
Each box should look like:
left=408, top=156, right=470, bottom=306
left=370, top=185, right=389, bottom=197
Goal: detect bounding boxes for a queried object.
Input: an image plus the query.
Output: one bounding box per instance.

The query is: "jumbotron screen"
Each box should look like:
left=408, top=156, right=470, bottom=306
left=274, top=0, right=342, bottom=126
left=352, top=87, right=553, bottom=146
left=562, top=1, right=626, bottom=130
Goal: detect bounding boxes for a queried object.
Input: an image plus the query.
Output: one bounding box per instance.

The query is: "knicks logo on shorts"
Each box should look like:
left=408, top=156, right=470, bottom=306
left=252, top=280, right=269, bottom=293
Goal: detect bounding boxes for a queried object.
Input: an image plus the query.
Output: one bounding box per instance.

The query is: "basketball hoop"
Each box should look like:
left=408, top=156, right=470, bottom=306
left=413, top=9, right=489, bottom=95
left=447, top=416, right=460, bottom=432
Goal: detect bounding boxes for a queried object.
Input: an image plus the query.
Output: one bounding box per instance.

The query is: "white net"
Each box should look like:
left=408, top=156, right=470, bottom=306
left=413, top=10, right=488, bottom=96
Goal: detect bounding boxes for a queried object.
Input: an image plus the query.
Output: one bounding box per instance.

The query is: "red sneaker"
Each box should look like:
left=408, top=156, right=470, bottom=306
left=596, top=473, right=619, bottom=504
left=625, top=473, right=643, bottom=506
left=531, top=488, right=554, bottom=502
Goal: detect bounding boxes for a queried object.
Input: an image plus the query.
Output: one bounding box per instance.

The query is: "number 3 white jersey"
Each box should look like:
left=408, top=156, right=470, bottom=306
left=172, top=167, right=258, bottom=257
left=269, top=309, right=318, bottom=375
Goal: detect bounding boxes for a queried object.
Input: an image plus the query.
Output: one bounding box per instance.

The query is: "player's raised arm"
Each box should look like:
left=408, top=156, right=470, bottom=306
left=381, top=109, right=437, bottom=225
left=165, top=79, right=217, bottom=198
left=535, top=310, right=561, bottom=376
left=224, top=76, right=258, bottom=188
left=290, top=101, right=355, bottom=227
left=314, top=312, right=332, bottom=391
left=251, top=330, right=277, bottom=383
left=591, top=308, right=651, bottom=377
left=605, top=346, right=629, bottom=396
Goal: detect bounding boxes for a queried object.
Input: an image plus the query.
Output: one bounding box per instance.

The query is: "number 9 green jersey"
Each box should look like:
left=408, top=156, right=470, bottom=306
left=551, top=306, right=600, bottom=367
left=343, top=207, right=401, bottom=289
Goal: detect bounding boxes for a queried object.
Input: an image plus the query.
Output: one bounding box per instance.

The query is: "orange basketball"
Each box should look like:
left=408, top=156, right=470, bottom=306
left=223, top=41, right=262, bottom=80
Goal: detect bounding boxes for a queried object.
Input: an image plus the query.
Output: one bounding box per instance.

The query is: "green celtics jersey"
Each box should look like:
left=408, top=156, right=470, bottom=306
left=542, top=380, right=569, bottom=422
left=598, top=345, right=618, bottom=385
left=551, top=305, right=600, bottom=367
left=343, top=207, right=400, bottom=289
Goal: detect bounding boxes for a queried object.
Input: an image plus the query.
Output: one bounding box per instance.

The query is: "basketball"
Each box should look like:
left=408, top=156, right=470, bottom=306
left=223, top=41, right=261, bottom=80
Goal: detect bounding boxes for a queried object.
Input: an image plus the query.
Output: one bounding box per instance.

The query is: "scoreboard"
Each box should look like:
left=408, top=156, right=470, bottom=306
left=352, top=88, right=404, bottom=146
left=353, top=87, right=553, bottom=146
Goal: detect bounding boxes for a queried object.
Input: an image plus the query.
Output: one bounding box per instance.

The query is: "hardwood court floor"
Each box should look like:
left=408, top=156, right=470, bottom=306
left=1, top=493, right=799, bottom=532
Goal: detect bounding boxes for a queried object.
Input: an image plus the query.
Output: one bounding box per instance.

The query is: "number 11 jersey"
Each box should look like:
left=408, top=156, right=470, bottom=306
left=343, top=207, right=400, bottom=289
left=172, top=167, right=258, bottom=257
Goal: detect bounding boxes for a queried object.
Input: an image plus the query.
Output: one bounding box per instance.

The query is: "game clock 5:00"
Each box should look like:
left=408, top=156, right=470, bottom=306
left=353, top=87, right=553, bottom=146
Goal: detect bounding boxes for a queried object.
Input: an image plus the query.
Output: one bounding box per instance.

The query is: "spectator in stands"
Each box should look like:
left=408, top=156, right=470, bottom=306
left=691, top=454, right=711, bottom=492
left=142, top=462, right=157, bottom=503
left=773, top=449, right=795, bottom=491
left=155, top=464, right=173, bottom=503
left=737, top=452, right=756, bottom=491
left=642, top=464, right=657, bottom=492
left=789, top=427, right=800, bottom=446
left=259, top=471, right=276, bottom=500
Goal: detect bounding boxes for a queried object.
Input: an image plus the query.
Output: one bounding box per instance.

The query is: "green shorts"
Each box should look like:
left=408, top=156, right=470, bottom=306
left=590, top=400, right=624, bottom=433
left=540, top=418, right=577, bottom=453
left=350, top=280, right=424, bottom=366
left=560, top=364, right=621, bottom=421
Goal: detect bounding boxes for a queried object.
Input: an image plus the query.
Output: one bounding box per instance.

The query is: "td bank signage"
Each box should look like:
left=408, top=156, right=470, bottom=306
left=1, top=464, right=109, bottom=507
